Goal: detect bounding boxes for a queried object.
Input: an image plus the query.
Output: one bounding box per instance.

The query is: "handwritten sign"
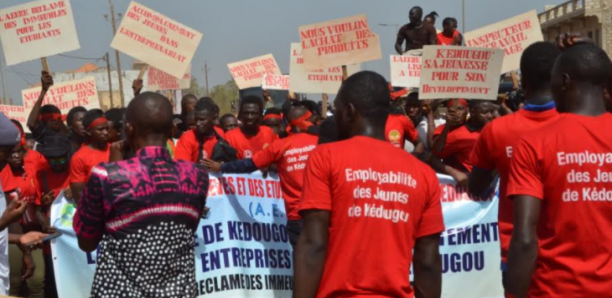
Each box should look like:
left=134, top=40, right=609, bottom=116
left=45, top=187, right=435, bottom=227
left=110, top=1, right=202, bottom=78
left=0, top=0, right=80, bottom=66
left=227, top=54, right=282, bottom=90
left=390, top=51, right=422, bottom=88
left=21, top=76, right=101, bottom=114
left=289, top=43, right=359, bottom=94
left=0, top=104, right=28, bottom=130
left=464, top=10, right=542, bottom=74
left=262, top=74, right=290, bottom=91
left=147, top=65, right=191, bottom=91
left=419, top=46, right=504, bottom=100
left=299, top=14, right=381, bottom=70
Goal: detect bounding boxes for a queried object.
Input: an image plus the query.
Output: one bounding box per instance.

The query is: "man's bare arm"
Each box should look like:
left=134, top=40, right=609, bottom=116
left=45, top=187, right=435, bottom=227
left=414, top=233, right=442, bottom=298
left=293, top=210, right=330, bottom=298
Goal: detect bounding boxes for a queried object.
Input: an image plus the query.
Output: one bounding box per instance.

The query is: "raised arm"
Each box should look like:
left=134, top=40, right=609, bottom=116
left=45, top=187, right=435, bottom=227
left=27, top=71, right=53, bottom=130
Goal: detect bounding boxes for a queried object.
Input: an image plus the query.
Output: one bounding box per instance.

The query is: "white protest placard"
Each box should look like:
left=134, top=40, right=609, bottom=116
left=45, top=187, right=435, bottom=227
left=0, top=104, right=27, bottom=129
left=147, top=65, right=191, bottom=91
left=390, top=51, right=422, bottom=88
left=419, top=46, right=504, bottom=100
left=110, top=1, right=202, bottom=78
left=0, top=0, right=80, bottom=66
left=21, top=76, right=101, bottom=114
left=227, top=54, right=282, bottom=90
left=464, top=10, right=543, bottom=74
left=289, top=43, right=359, bottom=94
left=299, top=14, right=381, bottom=70
left=262, top=74, right=290, bottom=91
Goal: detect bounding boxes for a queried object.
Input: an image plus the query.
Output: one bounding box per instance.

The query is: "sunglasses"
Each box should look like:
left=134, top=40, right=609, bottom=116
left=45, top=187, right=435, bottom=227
left=49, top=157, right=67, bottom=165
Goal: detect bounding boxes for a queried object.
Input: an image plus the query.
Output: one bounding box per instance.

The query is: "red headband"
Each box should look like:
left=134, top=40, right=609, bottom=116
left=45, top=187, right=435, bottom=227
left=39, top=113, right=62, bottom=122
left=263, top=114, right=282, bottom=121
left=286, top=111, right=313, bottom=135
left=88, top=117, right=108, bottom=129
left=390, top=88, right=408, bottom=101
left=447, top=98, right=468, bottom=108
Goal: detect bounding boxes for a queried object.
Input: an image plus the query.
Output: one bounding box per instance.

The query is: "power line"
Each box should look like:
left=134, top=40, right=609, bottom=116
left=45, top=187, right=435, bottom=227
left=58, top=54, right=105, bottom=61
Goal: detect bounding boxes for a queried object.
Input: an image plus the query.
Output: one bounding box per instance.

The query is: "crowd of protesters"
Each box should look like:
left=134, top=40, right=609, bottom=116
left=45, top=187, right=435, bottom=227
left=0, top=5, right=609, bottom=298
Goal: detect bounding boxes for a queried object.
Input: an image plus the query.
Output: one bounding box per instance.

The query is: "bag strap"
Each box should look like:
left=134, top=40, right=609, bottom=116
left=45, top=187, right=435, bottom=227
left=40, top=171, right=50, bottom=194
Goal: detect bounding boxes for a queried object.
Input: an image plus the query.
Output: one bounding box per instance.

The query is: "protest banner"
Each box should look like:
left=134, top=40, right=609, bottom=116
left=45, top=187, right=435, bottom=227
left=0, top=0, right=80, bottom=66
left=299, top=14, right=381, bottom=70
left=51, top=172, right=503, bottom=298
left=0, top=104, right=27, bottom=125
left=52, top=172, right=293, bottom=298
left=390, top=50, right=422, bottom=89
left=262, top=74, right=290, bottom=91
left=147, top=65, right=191, bottom=91
left=464, top=10, right=543, bottom=74
left=418, top=46, right=504, bottom=100
left=289, top=43, right=359, bottom=94
left=21, top=76, right=101, bottom=115
left=228, top=54, right=282, bottom=90
left=110, top=1, right=202, bottom=78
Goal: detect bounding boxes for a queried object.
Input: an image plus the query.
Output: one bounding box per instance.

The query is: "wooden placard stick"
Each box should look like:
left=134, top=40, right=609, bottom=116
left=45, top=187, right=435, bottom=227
left=510, top=70, right=519, bottom=90
left=41, top=57, right=50, bottom=73
left=321, top=93, right=329, bottom=119
left=342, top=65, right=348, bottom=81
left=138, top=64, right=149, bottom=80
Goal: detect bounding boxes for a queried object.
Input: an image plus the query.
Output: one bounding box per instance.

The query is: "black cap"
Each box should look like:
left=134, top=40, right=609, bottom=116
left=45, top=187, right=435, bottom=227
left=37, top=135, right=71, bottom=158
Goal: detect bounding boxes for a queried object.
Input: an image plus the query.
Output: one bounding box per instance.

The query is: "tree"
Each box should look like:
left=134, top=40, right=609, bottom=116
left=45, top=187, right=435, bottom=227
left=182, top=77, right=204, bottom=98
left=210, top=80, right=238, bottom=115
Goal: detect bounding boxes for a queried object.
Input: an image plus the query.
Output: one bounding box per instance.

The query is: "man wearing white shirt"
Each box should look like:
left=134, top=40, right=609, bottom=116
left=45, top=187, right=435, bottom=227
left=404, top=93, right=445, bottom=153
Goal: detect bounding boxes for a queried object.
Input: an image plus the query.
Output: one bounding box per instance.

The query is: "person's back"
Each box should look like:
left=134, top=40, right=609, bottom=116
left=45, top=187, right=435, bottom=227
left=302, top=136, right=442, bottom=297
left=74, top=92, right=209, bottom=298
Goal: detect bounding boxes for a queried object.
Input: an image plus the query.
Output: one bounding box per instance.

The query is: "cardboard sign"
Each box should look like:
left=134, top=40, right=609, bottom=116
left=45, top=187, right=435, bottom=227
left=464, top=10, right=543, bottom=74
left=111, top=1, right=202, bottom=78
left=21, top=76, right=101, bottom=115
left=0, top=0, right=80, bottom=66
left=262, top=74, right=290, bottom=91
left=0, top=104, right=27, bottom=128
left=419, top=46, right=504, bottom=100
left=227, top=54, right=282, bottom=90
left=390, top=51, right=422, bottom=88
left=147, top=65, right=191, bottom=91
left=299, top=14, right=381, bottom=70
left=289, top=43, right=359, bottom=94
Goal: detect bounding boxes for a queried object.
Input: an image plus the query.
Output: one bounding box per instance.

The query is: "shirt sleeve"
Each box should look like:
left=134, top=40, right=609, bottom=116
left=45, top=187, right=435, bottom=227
left=300, top=147, right=332, bottom=212
left=435, top=130, right=457, bottom=159
left=175, top=133, right=195, bottom=162
left=73, top=166, right=106, bottom=241
left=69, top=154, right=87, bottom=184
left=416, top=169, right=445, bottom=238
left=403, top=117, right=419, bottom=143
left=252, top=139, right=283, bottom=169
left=470, top=123, right=496, bottom=170
left=507, top=137, right=544, bottom=200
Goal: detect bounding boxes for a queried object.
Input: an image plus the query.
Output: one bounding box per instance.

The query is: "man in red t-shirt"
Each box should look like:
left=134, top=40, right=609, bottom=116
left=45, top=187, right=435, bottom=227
left=204, top=106, right=318, bottom=246
left=69, top=109, right=110, bottom=202
left=175, top=100, right=224, bottom=163
left=431, top=99, right=494, bottom=185
left=506, top=44, right=612, bottom=298
left=437, top=17, right=462, bottom=46
left=468, top=42, right=561, bottom=294
left=225, top=96, right=278, bottom=159
left=294, top=71, right=444, bottom=298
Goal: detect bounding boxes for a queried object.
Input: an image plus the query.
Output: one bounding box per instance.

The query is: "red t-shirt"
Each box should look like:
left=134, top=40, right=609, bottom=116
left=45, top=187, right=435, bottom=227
left=69, top=144, right=110, bottom=184
left=0, top=165, right=40, bottom=205
left=507, top=113, right=612, bottom=298
left=435, top=125, right=479, bottom=172
left=36, top=170, right=70, bottom=198
left=300, top=136, right=444, bottom=298
left=252, top=133, right=318, bottom=220
left=385, top=114, right=418, bottom=148
left=437, top=30, right=461, bottom=45
left=175, top=127, right=224, bottom=162
left=25, top=149, right=49, bottom=172
left=225, top=126, right=278, bottom=159
left=470, top=109, right=559, bottom=262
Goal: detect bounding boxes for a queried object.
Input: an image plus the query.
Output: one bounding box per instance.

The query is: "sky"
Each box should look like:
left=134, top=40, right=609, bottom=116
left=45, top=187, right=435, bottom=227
left=0, top=0, right=567, bottom=104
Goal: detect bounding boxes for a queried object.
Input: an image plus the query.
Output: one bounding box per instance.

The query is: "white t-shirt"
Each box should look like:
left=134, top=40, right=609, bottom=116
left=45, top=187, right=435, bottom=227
left=404, top=116, right=446, bottom=153
left=0, top=181, right=8, bottom=295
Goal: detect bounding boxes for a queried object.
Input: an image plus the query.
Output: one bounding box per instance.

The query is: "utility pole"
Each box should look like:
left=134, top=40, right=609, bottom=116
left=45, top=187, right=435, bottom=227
left=462, top=0, right=466, bottom=33
left=204, top=61, right=209, bottom=96
left=105, top=52, right=114, bottom=108
left=108, top=0, right=125, bottom=107
left=0, top=48, right=8, bottom=105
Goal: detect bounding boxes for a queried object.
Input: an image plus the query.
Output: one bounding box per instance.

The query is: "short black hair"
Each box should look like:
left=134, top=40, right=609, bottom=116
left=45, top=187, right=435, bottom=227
left=442, top=17, right=455, bottom=27
left=520, top=41, right=561, bottom=91
left=40, top=104, right=60, bottom=115
left=265, top=107, right=282, bottom=116
left=240, top=96, right=264, bottom=114
left=555, top=43, right=612, bottom=86
left=411, top=6, right=423, bottom=14
left=195, top=98, right=217, bottom=114
left=105, top=108, right=126, bottom=131
left=82, top=109, right=105, bottom=130
left=338, top=71, right=390, bottom=125
left=295, top=99, right=321, bottom=116
left=220, top=113, right=236, bottom=123
left=425, top=11, right=439, bottom=20
left=126, top=92, right=173, bottom=140
left=198, top=97, right=219, bottom=115
left=66, top=106, right=87, bottom=127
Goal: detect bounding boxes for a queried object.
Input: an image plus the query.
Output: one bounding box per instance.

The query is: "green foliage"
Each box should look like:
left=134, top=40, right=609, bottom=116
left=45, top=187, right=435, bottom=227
left=210, top=80, right=238, bottom=115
